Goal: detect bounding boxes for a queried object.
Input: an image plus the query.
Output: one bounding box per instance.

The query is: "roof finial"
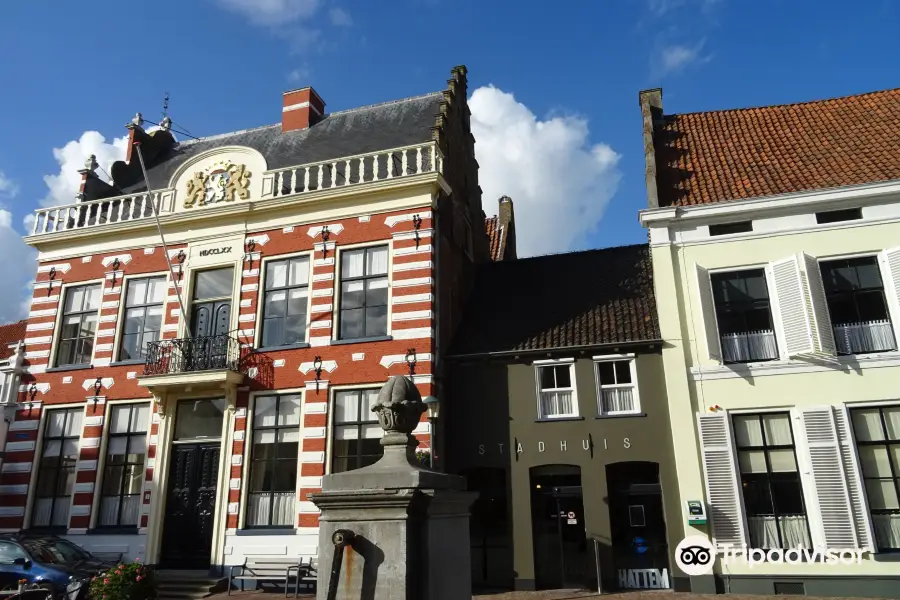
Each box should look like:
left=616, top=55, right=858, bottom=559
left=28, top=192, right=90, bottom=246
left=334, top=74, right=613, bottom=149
left=131, top=112, right=144, bottom=128
left=84, top=154, right=99, bottom=173
left=160, top=116, right=172, bottom=132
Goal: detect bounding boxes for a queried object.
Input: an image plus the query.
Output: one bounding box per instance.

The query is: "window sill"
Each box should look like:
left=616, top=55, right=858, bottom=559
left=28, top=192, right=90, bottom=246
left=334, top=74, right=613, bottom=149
left=596, top=412, right=647, bottom=419
left=109, top=359, right=146, bottom=367
left=88, top=527, right=139, bottom=535
left=331, top=335, right=393, bottom=346
left=534, top=416, right=585, bottom=423
left=256, top=343, right=311, bottom=352
left=691, top=350, right=900, bottom=381
left=25, top=527, right=66, bottom=535
left=235, top=528, right=296, bottom=536
left=46, top=364, right=94, bottom=373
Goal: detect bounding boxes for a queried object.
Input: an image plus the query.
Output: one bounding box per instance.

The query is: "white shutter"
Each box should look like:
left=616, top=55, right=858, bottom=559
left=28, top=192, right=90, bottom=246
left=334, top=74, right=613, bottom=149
left=794, top=406, right=857, bottom=549
left=834, top=406, right=875, bottom=552
left=878, top=247, right=900, bottom=342
left=800, top=253, right=836, bottom=356
left=696, top=265, right=722, bottom=362
left=769, top=256, right=815, bottom=356
left=696, top=411, right=748, bottom=548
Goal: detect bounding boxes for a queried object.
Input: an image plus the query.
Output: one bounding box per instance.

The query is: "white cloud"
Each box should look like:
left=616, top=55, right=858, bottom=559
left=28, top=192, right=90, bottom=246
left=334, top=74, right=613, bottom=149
left=654, top=39, right=710, bottom=76
left=41, top=131, right=128, bottom=208
left=0, top=209, right=37, bottom=323
left=469, top=86, right=621, bottom=258
left=329, top=7, right=352, bottom=26
left=288, top=65, right=311, bottom=84
left=0, top=171, right=19, bottom=198
left=215, top=0, right=320, bottom=27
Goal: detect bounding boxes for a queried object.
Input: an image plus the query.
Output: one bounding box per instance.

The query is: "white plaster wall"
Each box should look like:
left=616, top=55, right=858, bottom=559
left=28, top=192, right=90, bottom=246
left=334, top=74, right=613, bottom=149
left=223, top=528, right=319, bottom=566
left=63, top=533, right=146, bottom=563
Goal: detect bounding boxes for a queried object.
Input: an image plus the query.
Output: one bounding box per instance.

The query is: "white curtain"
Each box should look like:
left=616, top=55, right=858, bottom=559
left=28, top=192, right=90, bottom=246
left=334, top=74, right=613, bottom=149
left=342, top=251, right=366, bottom=279
left=32, top=497, right=70, bottom=528
left=601, top=388, right=635, bottom=413
left=247, top=492, right=295, bottom=527
left=722, top=330, right=778, bottom=362
left=748, top=515, right=811, bottom=549
left=99, top=496, right=140, bottom=526
left=873, top=514, right=900, bottom=550
left=834, top=320, right=897, bottom=354
left=366, top=247, right=389, bottom=276
left=540, top=391, right=573, bottom=417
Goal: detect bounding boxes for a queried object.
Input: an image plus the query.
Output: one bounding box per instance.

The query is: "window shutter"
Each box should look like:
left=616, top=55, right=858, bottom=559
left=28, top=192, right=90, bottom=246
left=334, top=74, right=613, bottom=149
left=800, top=253, right=836, bottom=356
left=696, top=265, right=722, bottom=361
left=834, top=405, right=875, bottom=552
left=878, top=247, right=900, bottom=340
left=794, top=406, right=857, bottom=549
left=696, top=411, right=748, bottom=548
left=769, top=256, right=815, bottom=356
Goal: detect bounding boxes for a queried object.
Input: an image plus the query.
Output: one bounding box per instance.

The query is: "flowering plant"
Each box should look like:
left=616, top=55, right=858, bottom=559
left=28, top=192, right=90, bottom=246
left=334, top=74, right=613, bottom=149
left=415, top=448, right=431, bottom=467
left=88, top=560, right=156, bottom=600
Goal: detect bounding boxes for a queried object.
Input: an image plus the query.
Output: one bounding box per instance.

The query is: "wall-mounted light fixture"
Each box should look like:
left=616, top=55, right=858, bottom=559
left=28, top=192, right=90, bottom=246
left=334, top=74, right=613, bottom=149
left=47, top=267, right=57, bottom=296
left=412, top=214, right=422, bottom=249
left=110, top=258, right=121, bottom=288
left=313, top=355, right=323, bottom=392
left=26, top=383, right=38, bottom=414
left=321, top=226, right=331, bottom=258
left=175, top=250, right=187, bottom=281
left=92, top=377, right=103, bottom=405
left=405, top=348, right=417, bottom=377
left=244, top=240, right=257, bottom=268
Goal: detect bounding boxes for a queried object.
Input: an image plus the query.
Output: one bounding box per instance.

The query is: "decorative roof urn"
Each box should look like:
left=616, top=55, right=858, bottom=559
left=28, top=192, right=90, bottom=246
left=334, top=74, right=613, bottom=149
left=373, top=375, right=426, bottom=447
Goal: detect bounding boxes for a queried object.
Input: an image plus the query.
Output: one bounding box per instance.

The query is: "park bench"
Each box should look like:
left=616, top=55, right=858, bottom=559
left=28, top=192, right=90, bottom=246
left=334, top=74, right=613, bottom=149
left=228, top=557, right=315, bottom=597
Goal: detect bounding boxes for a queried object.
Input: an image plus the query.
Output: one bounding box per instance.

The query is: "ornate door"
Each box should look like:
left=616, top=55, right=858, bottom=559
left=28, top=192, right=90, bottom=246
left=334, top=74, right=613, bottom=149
left=160, top=443, right=220, bottom=568
left=189, top=301, right=231, bottom=370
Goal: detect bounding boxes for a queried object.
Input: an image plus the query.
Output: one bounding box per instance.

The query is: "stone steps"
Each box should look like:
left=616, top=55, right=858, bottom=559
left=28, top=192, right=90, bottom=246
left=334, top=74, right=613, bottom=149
left=156, top=570, right=226, bottom=600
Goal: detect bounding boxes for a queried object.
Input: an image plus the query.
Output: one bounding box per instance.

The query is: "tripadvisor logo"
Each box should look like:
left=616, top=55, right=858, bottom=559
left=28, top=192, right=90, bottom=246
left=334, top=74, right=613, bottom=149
left=675, top=536, right=863, bottom=575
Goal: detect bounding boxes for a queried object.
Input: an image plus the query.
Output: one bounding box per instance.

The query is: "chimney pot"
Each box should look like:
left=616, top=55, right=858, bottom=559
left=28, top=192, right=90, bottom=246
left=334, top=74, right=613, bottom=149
left=282, top=87, right=326, bottom=132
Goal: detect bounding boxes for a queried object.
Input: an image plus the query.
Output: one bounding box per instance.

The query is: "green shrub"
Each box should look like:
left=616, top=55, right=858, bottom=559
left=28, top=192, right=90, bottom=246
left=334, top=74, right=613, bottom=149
left=88, top=560, right=156, bottom=600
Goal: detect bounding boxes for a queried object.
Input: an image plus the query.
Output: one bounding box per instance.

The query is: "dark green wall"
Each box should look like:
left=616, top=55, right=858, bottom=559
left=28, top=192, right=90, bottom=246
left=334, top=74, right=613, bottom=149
left=446, top=352, right=684, bottom=591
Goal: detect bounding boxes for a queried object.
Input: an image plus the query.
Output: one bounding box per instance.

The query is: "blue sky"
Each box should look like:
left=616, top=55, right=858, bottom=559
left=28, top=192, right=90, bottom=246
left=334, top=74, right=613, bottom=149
left=0, top=0, right=898, bottom=321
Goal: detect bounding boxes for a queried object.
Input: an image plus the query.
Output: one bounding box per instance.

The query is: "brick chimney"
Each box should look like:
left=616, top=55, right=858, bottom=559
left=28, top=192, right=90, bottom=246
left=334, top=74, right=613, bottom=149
left=498, top=196, right=517, bottom=260
left=282, top=87, right=325, bottom=132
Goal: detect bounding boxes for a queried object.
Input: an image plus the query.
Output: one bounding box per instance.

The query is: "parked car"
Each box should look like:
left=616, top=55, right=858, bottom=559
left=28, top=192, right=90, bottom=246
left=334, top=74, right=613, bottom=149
left=0, top=534, right=115, bottom=600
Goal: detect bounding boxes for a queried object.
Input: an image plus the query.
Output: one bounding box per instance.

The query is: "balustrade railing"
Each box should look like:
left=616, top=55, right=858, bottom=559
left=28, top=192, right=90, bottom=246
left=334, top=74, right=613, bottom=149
left=31, top=192, right=160, bottom=235
left=266, top=142, right=443, bottom=198
left=28, top=142, right=444, bottom=236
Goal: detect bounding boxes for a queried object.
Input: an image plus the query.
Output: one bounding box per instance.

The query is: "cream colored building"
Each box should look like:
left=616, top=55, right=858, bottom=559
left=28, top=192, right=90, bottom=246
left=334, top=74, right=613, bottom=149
left=639, top=87, right=900, bottom=597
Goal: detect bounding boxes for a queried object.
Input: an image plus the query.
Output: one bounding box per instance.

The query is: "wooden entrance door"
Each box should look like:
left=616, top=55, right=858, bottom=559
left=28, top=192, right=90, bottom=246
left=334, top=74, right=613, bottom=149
left=160, top=443, right=220, bottom=569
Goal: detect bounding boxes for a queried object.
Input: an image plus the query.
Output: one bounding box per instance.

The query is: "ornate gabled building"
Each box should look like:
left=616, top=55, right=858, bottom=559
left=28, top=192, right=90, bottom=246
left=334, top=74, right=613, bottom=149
left=5, top=65, right=488, bottom=571
left=640, top=86, right=900, bottom=596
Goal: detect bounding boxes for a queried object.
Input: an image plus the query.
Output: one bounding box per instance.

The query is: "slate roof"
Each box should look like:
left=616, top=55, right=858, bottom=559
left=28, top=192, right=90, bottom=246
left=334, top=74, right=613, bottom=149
left=127, top=92, right=443, bottom=193
left=0, top=320, right=26, bottom=361
left=653, top=87, right=900, bottom=206
left=448, top=244, right=661, bottom=356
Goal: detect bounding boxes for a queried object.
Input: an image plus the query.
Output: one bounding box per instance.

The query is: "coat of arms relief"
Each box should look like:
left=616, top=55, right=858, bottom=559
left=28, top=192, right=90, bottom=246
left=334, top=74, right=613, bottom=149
left=184, top=161, right=252, bottom=208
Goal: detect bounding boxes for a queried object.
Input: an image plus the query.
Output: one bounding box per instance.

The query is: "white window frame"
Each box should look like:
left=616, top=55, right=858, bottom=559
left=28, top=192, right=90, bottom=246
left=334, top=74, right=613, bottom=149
left=592, top=354, right=641, bottom=416
left=325, top=384, right=385, bottom=475
left=111, top=271, right=169, bottom=364
left=90, top=400, right=152, bottom=529
left=332, top=241, right=394, bottom=342
left=533, top=358, right=579, bottom=420
left=23, top=402, right=85, bottom=531
left=241, top=391, right=304, bottom=529
left=48, top=279, right=104, bottom=369
left=254, top=251, right=314, bottom=350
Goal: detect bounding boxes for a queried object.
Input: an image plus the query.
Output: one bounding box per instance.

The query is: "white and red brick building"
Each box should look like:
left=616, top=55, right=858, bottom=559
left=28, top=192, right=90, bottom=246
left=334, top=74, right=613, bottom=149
left=2, top=65, right=489, bottom=571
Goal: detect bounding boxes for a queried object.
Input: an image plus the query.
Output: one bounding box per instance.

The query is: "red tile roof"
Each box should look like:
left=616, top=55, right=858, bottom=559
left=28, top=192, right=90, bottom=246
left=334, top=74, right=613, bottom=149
left=653, top=87, right=900, bottom=206
left=485, top=215, right=503, bottom=261
left=0, top=320, right=26, bottom=361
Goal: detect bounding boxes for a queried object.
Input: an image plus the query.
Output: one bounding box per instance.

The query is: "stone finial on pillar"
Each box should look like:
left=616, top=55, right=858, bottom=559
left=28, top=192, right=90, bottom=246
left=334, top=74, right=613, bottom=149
left=370, top=375, right=427, bottom=469
left=84, top=155, right=99, bottom=174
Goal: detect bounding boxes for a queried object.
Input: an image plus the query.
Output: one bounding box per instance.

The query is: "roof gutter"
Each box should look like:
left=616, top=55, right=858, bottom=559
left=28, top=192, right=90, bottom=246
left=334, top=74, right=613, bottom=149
left=445, top=338, right=663, bottom=362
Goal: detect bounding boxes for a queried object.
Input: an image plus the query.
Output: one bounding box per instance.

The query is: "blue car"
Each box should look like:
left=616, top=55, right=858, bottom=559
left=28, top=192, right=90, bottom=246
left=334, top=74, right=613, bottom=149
left=0, top=534, right=114, bottom=600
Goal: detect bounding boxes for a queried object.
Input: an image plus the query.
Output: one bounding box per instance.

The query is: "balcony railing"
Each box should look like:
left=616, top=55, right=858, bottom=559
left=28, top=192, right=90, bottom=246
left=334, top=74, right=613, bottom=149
left=143, top=334, right=244, bottom=376
left=28, top=141, right=444, bottom=236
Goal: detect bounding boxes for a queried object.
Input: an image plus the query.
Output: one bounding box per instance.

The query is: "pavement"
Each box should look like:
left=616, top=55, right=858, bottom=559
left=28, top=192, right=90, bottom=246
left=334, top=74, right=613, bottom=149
left=205, top=590, right=879, bottom=600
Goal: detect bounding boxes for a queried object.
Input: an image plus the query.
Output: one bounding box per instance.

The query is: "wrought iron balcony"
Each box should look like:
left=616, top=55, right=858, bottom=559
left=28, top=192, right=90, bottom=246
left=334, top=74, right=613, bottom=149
left=143, top=334, right=246, bottom=377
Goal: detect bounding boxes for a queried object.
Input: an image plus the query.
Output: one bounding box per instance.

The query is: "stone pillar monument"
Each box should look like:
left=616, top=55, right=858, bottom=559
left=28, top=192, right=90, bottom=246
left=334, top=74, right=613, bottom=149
left=309, top=376, right=476, bottom=600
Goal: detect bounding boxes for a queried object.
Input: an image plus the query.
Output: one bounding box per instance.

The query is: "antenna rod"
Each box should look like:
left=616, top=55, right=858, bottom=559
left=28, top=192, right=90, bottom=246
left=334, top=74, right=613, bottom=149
left=132, top=142, right=191, bottom=339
